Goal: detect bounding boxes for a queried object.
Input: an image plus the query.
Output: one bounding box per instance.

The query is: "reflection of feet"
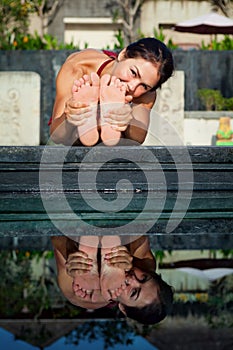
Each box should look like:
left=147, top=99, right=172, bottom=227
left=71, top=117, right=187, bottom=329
left=100, top=236, right=126, bottom=301
left=101, top=235, right=121, bottom=249
left=100, top=74, right=126, bottom=146
left=72, top=236, right=100, bottom=298
left=73, top=73, right=99, bottom=146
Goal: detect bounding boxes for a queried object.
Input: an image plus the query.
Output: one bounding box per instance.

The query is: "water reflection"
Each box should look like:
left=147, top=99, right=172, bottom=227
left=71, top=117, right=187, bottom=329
left=51, top=235, right=173, bottom=325
left=0, top=236, right=232, bottom=350
left=0, top=320, right=156, bottom=350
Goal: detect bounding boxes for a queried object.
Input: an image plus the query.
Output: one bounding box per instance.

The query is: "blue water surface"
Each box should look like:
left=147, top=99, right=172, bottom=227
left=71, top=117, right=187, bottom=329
left=0, top=327, right=157, bottom=350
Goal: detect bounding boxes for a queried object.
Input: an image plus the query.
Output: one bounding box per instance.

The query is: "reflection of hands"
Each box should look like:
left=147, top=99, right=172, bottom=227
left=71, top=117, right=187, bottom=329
left=65, top=251, right=93, bottom=277
left=101, top=246, right=133, bottom=302
left=104, top=246, right=133, bottom=271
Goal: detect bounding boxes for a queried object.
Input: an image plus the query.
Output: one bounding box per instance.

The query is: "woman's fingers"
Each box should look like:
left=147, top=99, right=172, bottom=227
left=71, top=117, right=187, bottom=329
left=64, top=99, right=92, bottom=126
left=66, top=251, right=93, bottom=276
left=66, top=251, right=93, bottom=264
left=104, top=246, right=133, bottom=269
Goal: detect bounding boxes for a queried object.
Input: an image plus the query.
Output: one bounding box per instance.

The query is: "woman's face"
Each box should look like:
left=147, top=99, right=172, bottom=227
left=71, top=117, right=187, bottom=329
left=112, top=54, right=160, bottom=99
left=113, top=268, right=159, bottom=308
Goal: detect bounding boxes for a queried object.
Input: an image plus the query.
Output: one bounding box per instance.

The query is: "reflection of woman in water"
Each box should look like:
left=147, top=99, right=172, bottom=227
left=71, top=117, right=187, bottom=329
left=51, top=235, right=173, bottom=325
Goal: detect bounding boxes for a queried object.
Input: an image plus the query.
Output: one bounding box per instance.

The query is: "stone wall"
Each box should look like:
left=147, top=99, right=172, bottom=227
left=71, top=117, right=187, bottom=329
left=48, top=0, right=111, bottom=44
left=0, top=50, right=232, bottom=144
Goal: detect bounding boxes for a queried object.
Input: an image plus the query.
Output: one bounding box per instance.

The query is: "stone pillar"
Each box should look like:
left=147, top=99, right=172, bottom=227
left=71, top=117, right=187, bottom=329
left=0, top=72, right=40, bottom=145
left=143, top=71, right=185, bottom=146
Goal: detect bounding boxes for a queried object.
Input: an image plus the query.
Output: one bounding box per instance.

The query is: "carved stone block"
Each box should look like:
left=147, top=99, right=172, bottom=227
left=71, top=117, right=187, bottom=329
left=0, top=72, right=40, bottom=145
left=144, top=71, right=184, bottom=146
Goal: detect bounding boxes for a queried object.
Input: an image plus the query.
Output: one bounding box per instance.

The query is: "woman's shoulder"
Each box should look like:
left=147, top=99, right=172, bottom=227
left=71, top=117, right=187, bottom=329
left=63, top=48, right=111, bottom=75
left=66, top=48, right=109, bottom=62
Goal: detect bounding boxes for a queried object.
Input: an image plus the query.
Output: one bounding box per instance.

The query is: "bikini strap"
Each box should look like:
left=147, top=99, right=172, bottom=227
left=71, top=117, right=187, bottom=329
left=97, top=50, right=118, bottom=76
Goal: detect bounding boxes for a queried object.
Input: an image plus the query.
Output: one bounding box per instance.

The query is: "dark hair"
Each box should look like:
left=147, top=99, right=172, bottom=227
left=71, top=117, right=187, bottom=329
left=120, top=273, right=174, bottom=325
left=124, top=37, right=174, bottom=90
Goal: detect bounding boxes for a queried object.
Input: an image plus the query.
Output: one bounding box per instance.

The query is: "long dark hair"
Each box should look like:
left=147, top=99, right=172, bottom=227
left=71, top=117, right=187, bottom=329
left=121, top=272, right=174, bottom=325
left=124, top=37, right=174, bottom=90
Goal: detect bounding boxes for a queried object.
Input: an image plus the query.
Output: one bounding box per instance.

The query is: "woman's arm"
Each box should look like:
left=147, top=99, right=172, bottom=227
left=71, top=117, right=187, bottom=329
left=107, top=90, right=157, bottom=144
left=125, top=91, right=157, bottom=144
left=127, top=236, right=156, bottom=272
left=49, top=58, right=89, bottom=145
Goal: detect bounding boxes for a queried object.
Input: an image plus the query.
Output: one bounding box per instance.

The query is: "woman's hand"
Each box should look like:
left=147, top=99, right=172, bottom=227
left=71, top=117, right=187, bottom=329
left=103, top=103, right=133, bottom=132
left=64, top=98, right=92, bottom=127
left=65, top=251, right=93, bottom=277
left=104, top=246, right=133, bottom=271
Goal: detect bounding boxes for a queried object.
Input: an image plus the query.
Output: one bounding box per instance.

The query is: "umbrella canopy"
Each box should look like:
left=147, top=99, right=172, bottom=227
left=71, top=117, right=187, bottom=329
left=174, top=12, right=233, bottom=35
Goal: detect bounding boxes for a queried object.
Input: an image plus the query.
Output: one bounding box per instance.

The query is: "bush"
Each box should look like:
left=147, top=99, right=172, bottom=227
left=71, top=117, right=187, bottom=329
left=0, top=31, right=79, bottom=50
left=197, top=89, right=233, bottom=111
left=201, top=35, right=233, bottom=50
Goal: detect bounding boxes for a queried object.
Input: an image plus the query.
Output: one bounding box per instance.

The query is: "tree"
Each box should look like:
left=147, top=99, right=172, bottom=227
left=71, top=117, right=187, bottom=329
left=0, top=0, right=65, bottom=49
left=31, top=0, right=65, bottom=36
left=0, top=0, right=34, bottom=48
left=106, top=0, right=145, bottom=45
left=209, top=0, right=233, bottom=17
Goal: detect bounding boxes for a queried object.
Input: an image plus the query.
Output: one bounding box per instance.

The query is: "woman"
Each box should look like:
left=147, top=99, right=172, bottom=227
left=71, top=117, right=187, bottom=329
left=100, top=235, right=174, bottom=325
left=49, top=37, right=174, bottom=146
left=52, top=235, right=173, bottom=325
left=51, top=235, right=133, bottom=310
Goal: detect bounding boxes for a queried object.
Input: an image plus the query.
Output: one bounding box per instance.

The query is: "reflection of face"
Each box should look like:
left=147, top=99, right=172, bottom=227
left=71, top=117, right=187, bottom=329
left=112, top=56, right=160, bottom=98
left=115, top=268, right=159, bottom=308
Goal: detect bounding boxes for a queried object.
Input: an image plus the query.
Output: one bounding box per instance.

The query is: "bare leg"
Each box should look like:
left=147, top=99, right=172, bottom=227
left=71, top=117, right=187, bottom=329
left=100, top=74, right=126, bottom=146
left=73, top=72, right=99, bottom=146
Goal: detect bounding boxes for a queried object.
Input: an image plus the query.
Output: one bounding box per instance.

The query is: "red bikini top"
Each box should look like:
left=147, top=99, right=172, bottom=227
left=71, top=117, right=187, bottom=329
left=96, top=50, right=117, bottom=76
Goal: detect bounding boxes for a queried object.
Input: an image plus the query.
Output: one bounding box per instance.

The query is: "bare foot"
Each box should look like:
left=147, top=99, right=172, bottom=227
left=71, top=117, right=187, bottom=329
left=73, top=72, right=99, bottom=146
left=100, top=74, right=126, bottom=146
left=101, top=235, right=121, bottom=250
left=72, top=236, right=100, bottom=299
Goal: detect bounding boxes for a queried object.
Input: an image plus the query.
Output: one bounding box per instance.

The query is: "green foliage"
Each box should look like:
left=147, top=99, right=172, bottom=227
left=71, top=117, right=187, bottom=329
left=112, top=29, right=125, bottom=50
left=65, top=320, right=136, bottom=349
left=153, top=27, right=178, bottom=50
left=0, top=1, right=79, bottom=50
left=154, top=250, right=173, bottom=264
left=0, top=30, right=79, bottom=50
left=0, top=0, right=35, bottom=49
left=0, top=249, right=63, bottom=318
left=219, top=249, right=233, bottom=258
left=154, top=250, right=166, bottom=264
left=201, top=35, right=233, bottom=50
left=153, top=27, right=165, bottom=42
left=0, top=250, right=30, bottom=316
left=108, top=26, right=178, bottom=51
left=197, top=89, right=233, bottom=111
left=223, top=97, right=233, bottom=111
left=207, top=275, right=233, bottom=328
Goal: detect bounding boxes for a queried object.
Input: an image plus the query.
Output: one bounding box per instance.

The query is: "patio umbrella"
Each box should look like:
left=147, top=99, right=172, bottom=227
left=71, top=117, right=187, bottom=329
left=174, top=12, right=233, bottom=35
left=176, top=267, right=233, bottom=282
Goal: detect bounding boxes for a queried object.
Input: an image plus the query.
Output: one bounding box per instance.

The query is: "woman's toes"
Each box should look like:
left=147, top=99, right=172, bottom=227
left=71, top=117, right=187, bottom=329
left=100, top=74, right=111, bottom=86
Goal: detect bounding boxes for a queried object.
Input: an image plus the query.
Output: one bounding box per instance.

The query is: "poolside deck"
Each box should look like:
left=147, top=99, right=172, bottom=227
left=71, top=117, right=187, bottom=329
left=0, top=146, right=232, bottom=249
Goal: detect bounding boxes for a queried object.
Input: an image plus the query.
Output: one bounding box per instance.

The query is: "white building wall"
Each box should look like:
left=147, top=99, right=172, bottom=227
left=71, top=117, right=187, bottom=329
left=64, top=18, right=122, bottom=49
left=184, top=112, right=233, bottom=146
left=184, top=118, right=219, bottom=145
left=141, top=0, right=221, bottom=47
